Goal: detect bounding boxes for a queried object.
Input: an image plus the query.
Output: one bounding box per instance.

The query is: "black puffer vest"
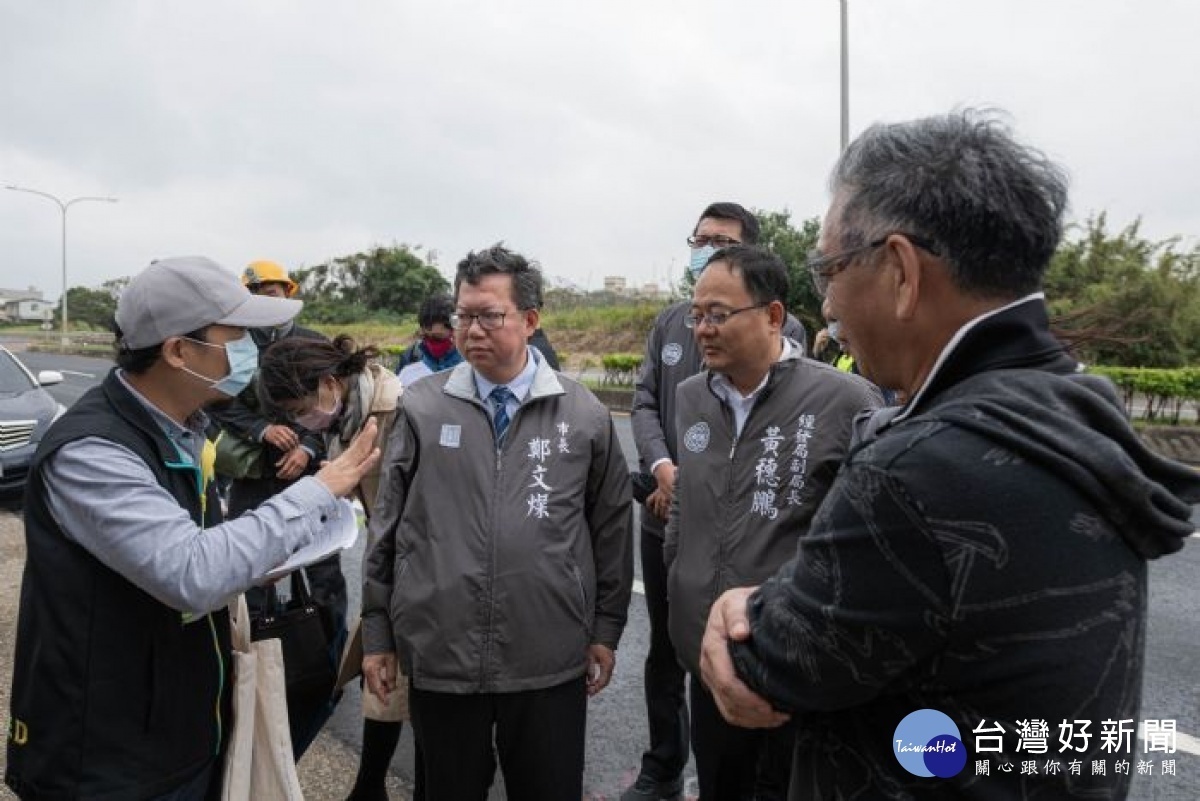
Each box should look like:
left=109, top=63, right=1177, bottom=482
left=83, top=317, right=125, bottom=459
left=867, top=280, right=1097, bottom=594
left=6, top=369, right=230, bottom=800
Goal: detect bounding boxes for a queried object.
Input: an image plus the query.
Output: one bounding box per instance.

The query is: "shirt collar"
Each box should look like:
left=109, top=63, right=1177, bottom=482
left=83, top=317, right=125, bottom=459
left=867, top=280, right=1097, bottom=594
left=115, top=370, right=208, bottom=462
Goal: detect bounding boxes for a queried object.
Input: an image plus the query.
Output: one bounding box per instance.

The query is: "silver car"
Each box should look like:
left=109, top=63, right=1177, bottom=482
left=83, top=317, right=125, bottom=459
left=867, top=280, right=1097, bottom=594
left=0, top=346, right=66, bottom=494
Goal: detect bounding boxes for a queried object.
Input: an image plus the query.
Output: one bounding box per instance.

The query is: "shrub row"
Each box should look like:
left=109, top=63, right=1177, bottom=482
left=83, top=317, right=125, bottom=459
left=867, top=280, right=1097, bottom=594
left=1086, top=366, right=1200, bottom=423
left=601, top=353, right=643, bottom=386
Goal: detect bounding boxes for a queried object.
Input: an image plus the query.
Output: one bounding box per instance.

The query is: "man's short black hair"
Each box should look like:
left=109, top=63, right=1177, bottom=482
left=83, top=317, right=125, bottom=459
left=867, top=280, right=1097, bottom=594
left=417, top=293, right=455, bottom=329
left=694, top=202, right=761, bottom=245
left=111, top=319, right=210, bottom=374
left=706, top=245, right=789, bottom=305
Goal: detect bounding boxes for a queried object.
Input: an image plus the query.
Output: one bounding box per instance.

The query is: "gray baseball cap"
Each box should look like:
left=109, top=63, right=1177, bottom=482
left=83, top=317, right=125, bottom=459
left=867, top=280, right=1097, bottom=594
left=116, top=256, right=303, bottom=349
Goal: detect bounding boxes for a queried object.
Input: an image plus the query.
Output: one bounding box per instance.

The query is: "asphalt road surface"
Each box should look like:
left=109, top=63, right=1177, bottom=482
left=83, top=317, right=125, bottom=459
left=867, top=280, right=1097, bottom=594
left=14, top=350, right=1200, bottom=799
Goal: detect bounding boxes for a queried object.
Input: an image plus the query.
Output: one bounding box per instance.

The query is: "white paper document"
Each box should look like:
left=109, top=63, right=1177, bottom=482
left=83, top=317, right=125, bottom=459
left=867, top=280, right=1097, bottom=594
left=265, top=499, right=360, bottom=580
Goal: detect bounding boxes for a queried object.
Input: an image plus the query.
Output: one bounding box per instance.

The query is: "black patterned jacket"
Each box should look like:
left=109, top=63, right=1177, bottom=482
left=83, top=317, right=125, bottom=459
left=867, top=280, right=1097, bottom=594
left=731, top=297, right=1200, bottom=800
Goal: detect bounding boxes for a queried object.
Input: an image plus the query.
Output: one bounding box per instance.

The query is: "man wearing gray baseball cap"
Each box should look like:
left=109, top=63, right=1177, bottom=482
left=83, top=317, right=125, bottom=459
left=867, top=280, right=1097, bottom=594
left=6, top=256, right=381, bottom=801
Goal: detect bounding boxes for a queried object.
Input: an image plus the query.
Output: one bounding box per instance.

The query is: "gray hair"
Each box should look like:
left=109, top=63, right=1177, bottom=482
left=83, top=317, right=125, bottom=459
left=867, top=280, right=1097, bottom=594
left=830, top=109, right=1069, bottom=298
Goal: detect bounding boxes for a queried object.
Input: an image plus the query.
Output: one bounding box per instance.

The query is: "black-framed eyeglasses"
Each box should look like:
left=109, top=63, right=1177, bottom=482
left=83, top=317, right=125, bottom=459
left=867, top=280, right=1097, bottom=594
left=686, top=234, right=740, bottom=249
left=449, top=310, right=512, bottom=331
left=806, top=233, right=939, bottom=297
left=683, top=302, right=770, bottom=329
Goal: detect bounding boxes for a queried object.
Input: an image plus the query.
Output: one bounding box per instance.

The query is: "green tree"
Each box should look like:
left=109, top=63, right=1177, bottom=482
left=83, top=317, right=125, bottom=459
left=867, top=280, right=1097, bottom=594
left=1045, top=215, right=1200, bottom=367
left=59, top=286, right=118, bottom=330
left=100, top=276, right=131, bottom=296
left=292, top=244, right=449, bottom=323
left=755, top=209, right=823, bottom=334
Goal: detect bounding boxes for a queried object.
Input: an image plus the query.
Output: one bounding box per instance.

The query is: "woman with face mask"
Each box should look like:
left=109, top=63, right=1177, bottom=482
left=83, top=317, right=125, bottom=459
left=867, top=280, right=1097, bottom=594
left=258, top=334, right=410, bottom=801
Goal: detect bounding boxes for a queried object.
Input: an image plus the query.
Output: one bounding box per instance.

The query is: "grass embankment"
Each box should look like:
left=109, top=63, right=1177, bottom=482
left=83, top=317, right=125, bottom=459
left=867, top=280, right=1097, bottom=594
left=3, top=301, right=668, bottom=373
left=311, top=302, right=664, bottom=372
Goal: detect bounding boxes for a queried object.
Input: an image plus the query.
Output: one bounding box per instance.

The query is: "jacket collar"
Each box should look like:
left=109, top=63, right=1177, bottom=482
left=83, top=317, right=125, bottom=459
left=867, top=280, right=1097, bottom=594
left=704, top=335, right=804, bottom=400
left=101, top=369, right=205, bottom=466
left=890, top=293, right=1075, bottom=426
left=443, top=348, right=566, bottom=404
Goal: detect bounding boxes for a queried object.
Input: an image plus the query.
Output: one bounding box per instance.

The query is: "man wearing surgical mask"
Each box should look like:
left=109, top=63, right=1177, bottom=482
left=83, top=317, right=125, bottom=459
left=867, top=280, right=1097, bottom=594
left=625, top=203, right=808, bottom=801
left=7, top=257, right=380, bottom=801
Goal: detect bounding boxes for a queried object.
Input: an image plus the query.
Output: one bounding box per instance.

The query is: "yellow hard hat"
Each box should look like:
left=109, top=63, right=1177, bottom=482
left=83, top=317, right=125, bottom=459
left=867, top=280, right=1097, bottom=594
left=242, top=260, right=298, bottom=297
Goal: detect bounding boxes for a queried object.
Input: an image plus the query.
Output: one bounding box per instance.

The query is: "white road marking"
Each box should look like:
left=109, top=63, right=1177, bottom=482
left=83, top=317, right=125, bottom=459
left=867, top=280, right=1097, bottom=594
left=633, top=578, right=644, bottom=596
left=60, top=370, right=95, bottom=378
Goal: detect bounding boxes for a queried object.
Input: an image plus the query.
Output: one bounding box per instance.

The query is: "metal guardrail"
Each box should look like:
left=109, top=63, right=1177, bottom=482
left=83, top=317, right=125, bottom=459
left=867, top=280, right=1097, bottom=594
left=8, top=330, right=116, bottom=356
left=25, top=331, right=115, bottom=345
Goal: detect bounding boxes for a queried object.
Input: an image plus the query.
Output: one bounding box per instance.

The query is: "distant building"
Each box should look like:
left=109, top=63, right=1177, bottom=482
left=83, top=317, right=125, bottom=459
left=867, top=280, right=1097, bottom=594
left=597, top=276, right=671, bottom=300
left=603, top=276, right=628, bottom=294
left=0, top=287, right=53, bottom=323
left=635, top=282, right=671, bottom=300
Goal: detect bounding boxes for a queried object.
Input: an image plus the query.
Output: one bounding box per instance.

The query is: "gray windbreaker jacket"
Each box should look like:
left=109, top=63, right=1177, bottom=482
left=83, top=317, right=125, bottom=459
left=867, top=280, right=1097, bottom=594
left=632, top=301, right=808, bottom=535
left=665, top=342, right=882, bottom=675
left=362, top=355, right=633, bottom=693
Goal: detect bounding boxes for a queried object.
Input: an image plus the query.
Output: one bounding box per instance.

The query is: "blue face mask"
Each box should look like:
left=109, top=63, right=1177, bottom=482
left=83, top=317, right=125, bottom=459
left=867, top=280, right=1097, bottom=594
left=181, top=331, right=259, bottom=397
left=688, top=245, right=716, bottom=278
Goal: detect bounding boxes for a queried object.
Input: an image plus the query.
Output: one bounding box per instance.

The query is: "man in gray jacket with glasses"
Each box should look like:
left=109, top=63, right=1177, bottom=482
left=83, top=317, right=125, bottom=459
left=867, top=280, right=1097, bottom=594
left=627, top=202, right=808, bottom=801
left=362, top=245, right=633, bottom=801
left=666, top=245, right=880, bottom=800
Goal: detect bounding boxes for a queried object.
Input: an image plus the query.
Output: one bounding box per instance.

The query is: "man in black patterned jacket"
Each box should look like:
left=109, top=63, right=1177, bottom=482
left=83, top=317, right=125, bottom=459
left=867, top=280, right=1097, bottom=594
left=699, top=110, right=1200, bottom=800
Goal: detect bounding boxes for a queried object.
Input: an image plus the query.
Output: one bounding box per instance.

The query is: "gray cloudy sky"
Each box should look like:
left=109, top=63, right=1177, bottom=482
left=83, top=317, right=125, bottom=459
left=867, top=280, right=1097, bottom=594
left=3, top=0, right=1198, bottom=300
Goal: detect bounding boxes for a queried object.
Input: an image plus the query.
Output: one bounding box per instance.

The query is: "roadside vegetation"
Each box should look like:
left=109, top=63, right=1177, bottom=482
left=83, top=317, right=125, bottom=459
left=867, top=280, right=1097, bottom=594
left=6, top=209, right=1195, bottom=416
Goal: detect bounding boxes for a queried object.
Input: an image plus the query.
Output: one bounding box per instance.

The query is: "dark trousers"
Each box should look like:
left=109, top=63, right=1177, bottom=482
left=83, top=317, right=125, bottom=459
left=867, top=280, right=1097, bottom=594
left=690, top=675, right=793, bottom=801
left=637, top=523, right=690, bottom=782
left=409, top=677, right=587, bottom=801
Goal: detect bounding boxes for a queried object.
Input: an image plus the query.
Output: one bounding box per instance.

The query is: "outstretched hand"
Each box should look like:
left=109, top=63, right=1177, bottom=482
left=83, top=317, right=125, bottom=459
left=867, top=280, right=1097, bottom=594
left=314, top=417, right=380, bottom=498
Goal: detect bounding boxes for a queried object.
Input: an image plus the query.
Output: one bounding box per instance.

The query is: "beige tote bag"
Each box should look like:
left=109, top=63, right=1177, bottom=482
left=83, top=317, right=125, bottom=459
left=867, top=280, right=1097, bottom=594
left=222, top=595, right=305, bottom=801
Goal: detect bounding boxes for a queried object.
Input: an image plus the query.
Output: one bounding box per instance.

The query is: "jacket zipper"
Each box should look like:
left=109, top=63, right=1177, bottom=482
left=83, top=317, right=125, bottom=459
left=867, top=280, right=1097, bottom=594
left=715, top=374, right=776, bottom=603
left=481, top=398, right=503, bottom=691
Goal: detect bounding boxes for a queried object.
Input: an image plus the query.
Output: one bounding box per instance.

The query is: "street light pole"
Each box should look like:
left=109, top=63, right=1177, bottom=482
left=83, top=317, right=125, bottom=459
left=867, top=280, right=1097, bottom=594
left=840, top=0, right=850, bottom=152
left=5, top=185, right=118, bottom=347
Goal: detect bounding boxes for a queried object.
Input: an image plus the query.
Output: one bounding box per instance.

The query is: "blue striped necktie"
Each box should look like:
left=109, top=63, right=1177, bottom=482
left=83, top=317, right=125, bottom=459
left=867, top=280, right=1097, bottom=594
left=489, top=385, right=515, bottom=441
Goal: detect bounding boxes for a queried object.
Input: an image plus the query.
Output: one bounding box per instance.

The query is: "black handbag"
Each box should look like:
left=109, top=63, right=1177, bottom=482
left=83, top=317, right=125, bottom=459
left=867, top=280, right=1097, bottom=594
left=251, top=570, right=338, bottom=700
